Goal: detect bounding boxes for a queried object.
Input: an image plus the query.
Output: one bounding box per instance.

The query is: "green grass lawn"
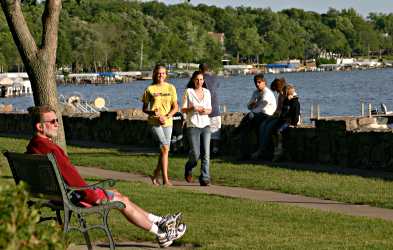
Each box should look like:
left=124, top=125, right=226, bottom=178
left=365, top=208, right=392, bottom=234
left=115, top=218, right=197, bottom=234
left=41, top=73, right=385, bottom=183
left=2, top=136, right=393, bottom=249
left=1, top=136, right=393, bottom=209
left=48, top=181, right=393, bottom=249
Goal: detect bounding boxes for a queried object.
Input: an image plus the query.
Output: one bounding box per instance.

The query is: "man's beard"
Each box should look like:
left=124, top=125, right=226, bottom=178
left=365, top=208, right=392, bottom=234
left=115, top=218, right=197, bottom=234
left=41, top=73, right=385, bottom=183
left=43, top=127, right=57, bottom=139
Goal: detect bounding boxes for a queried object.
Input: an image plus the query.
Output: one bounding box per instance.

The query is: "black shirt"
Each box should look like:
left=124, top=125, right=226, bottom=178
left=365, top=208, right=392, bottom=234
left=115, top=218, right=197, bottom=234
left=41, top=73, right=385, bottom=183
left=280, top=96, right=300, bottom=126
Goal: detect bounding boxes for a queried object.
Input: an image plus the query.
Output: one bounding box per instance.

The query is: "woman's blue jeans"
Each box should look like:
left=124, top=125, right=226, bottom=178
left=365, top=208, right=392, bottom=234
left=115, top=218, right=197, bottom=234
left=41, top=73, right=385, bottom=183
left=185, top=126, right=211, bottom=182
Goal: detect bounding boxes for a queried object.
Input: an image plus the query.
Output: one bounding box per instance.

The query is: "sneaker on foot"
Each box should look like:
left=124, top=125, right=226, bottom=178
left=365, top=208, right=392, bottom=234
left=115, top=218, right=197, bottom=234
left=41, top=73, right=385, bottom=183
left=157, top=212, right=182, bottom=228
left=157, top=232, right=173, bottom=248
left=157, top=223, right=187, bottom=248
left=199, top=179, right=210, bottom=186
left=173, top=223, right=186, bottom=242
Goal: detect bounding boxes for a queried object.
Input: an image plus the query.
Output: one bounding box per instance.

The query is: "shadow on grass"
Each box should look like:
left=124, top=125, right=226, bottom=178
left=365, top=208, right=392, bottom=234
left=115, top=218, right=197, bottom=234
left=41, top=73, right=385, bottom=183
left=68, top=150, right=191, bottom=159
left=0, top=176, right=13, bottom=180
left=69, top=147, right=393, bottom=183
left=0, top=133, right=30, bottom=139
left=220, top=155, right=393, bottom=181
left=68, top=152, right=157, bottom=158
left=68, top=140, right=157, bottom=153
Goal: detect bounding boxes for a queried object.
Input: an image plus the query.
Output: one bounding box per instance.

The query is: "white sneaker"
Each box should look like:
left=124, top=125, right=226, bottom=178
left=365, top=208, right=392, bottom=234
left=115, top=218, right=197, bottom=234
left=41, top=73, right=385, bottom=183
left=157, top=212, right=182, bottom=228
left=157, top=223, right=187, bottom=248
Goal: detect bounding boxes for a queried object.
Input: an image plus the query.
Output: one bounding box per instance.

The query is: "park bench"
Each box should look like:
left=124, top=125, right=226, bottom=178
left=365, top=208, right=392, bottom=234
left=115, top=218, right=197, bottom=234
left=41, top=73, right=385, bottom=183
left=3, top=151, right=125, bottom=250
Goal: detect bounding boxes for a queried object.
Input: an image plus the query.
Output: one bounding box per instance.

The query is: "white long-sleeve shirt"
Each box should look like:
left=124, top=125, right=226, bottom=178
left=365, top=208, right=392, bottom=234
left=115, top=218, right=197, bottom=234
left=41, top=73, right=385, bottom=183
left=182, top=88, right=212, bottom=128
left=247, top=87, right=277, bottom=115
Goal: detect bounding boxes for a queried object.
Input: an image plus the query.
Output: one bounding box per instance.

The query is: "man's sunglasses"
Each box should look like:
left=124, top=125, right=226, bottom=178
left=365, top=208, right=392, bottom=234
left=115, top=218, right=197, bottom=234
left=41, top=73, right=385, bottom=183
left=43, top=118, right=59, bottom=125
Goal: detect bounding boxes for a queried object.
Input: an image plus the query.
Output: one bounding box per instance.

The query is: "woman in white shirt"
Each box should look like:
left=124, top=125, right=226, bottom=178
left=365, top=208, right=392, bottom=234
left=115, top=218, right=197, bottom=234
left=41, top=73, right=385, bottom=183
left=181, top=71, right=212, bottom=186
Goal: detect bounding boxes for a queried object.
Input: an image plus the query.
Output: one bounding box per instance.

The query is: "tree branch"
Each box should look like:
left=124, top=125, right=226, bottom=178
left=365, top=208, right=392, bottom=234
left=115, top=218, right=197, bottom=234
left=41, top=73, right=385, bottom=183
left=41, top=0, right=61, bottom=61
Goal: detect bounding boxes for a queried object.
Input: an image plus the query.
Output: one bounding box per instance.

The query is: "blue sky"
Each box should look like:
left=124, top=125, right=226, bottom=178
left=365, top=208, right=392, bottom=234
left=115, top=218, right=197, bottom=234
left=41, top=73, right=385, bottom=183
left=153, top=0, right=393, bottom=17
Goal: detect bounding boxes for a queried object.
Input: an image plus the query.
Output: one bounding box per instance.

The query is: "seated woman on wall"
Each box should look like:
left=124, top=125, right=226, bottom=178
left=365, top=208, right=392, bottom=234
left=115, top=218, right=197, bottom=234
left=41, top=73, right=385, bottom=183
left=271, top=84, right=300, bottom=161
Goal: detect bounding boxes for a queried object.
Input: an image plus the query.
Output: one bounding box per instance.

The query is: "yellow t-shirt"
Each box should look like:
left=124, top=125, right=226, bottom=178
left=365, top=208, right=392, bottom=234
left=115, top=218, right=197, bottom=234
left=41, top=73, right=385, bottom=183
left=141, top=82, right=178, bottom=127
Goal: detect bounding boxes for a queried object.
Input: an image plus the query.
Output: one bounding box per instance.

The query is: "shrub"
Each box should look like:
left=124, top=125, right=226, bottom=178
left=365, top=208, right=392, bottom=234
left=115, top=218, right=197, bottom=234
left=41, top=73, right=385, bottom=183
left=0, top=183, right=65, bottom=250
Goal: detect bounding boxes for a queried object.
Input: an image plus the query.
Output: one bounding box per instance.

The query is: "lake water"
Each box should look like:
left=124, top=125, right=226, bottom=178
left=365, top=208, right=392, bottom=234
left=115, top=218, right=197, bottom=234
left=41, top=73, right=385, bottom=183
left=2, top=68, right=393, bottom=123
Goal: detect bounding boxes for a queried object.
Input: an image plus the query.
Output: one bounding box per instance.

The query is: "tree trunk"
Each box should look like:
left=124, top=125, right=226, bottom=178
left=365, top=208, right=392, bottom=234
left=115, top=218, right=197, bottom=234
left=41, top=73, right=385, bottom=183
left=0, top=0, right=67, bottom=152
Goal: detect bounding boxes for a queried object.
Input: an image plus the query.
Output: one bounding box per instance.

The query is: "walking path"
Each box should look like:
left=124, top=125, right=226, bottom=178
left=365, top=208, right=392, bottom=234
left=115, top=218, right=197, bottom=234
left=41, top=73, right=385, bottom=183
left=77, top=166, right=393, bottom=221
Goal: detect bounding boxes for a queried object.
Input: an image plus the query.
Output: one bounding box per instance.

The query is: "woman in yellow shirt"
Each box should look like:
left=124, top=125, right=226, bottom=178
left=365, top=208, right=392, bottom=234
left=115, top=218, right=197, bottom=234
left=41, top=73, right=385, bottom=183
left=142, top=65, right=179, bottom=186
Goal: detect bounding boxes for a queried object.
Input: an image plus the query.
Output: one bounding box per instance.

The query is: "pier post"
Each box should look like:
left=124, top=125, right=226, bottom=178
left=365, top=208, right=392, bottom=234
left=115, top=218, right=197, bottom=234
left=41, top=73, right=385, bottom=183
left=220, top=105, right=227, bottom=113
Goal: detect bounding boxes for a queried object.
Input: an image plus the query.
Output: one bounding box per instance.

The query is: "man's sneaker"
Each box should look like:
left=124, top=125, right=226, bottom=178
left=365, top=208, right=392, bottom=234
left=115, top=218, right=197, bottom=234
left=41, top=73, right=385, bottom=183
left=157, top=234, right=173, bottom=248
left=157, top=212, right=182, bottom=229
left=199, top=179, right=210, bottom=186
left=157, top=223, right=187, bottom=248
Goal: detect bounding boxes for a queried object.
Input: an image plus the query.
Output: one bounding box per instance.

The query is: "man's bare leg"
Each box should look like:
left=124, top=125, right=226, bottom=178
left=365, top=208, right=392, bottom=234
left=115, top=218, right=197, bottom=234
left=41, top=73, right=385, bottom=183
left=112, top=192, right=154, bottom=230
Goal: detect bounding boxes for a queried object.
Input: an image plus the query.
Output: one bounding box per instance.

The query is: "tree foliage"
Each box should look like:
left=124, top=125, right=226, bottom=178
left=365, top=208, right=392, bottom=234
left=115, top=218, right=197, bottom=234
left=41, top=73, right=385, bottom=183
left=1, top=0, right=393, bottom=72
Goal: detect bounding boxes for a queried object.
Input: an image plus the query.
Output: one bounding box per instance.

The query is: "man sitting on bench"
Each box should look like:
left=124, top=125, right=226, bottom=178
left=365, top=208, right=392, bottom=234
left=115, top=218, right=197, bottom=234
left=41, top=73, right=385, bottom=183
left=26, top=105, right=186, bottom=248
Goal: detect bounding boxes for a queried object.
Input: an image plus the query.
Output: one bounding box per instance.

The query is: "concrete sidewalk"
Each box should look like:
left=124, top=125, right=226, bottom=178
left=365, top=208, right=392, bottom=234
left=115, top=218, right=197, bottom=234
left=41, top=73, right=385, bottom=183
left=77, top=166, right=393, bottom=221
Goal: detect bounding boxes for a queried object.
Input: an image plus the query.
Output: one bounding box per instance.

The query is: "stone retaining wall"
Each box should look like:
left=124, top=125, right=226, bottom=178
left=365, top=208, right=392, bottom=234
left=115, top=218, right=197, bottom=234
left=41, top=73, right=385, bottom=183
left=1, top=110, right=392, bottom=171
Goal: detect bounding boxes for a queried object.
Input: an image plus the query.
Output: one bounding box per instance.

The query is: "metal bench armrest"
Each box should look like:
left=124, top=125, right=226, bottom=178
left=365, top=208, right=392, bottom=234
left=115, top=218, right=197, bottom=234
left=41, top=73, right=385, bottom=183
left=67, top=179, right=117, bottom=192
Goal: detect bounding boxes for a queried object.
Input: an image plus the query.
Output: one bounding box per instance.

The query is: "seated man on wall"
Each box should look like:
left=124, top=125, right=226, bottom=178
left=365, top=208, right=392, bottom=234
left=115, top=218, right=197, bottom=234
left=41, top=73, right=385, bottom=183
left=235, top=73, right=277, bottom=159
left=26, top=105, right=186, bottom=248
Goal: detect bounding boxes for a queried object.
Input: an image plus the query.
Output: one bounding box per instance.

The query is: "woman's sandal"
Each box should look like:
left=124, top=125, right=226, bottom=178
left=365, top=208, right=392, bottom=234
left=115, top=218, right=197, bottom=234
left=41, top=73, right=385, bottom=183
left=150, top=175, right=160, bottom=186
